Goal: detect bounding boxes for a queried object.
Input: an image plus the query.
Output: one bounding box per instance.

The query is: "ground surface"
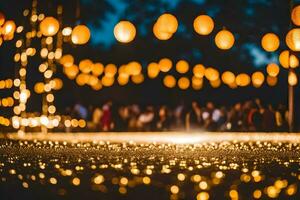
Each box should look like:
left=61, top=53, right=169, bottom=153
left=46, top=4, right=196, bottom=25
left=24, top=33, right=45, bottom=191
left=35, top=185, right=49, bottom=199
left=0, top=132, right=299, bottom=200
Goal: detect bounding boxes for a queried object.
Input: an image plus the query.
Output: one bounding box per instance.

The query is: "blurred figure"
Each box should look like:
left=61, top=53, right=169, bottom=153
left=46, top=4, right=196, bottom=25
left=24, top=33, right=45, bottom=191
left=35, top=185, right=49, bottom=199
left=74, top=103, right=88, bottom=119
left=262, top=104, right=276, bottom=132
left=137, top=106, right=155, bottom=131
left=275, top=104, right=288, bottom=131
left=92, top=107, right=102, bottom=131
left=128, top=104, right=140, bottom=131
left=115, top=106, right=130, bottom=131
left=156, top=106, right=170, bottom=131
left=172, top=103, right=186, bottom=130
left=101, top=102, right=112, bottom=131
left=186, top=101, right=202, bottom=131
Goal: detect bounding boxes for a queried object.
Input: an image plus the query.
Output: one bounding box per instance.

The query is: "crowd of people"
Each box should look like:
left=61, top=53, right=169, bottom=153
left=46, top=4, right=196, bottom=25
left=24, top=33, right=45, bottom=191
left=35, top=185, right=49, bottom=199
left=65, top=99, right=289, bottom=132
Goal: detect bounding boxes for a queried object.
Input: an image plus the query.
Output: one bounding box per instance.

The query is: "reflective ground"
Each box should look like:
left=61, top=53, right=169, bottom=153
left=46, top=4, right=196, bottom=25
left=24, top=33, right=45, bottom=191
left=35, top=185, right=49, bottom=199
left=0, top=132, right=299, bottom=200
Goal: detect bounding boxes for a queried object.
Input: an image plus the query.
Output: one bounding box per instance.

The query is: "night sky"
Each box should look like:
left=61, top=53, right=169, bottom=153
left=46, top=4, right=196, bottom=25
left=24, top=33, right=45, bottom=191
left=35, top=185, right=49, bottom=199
left=0, top=0, right=300, bottom=122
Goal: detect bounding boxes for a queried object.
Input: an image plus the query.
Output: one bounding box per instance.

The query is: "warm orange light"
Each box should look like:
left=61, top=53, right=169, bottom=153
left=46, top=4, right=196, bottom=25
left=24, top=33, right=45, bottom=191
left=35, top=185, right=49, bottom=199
left=60, top=54, right=74, bottom=68
left=279, top=50, right=290, bottom=69
left=286, top=28, right=300, bottom=52
left=156, top=13, right=178, bottom=34
left=79, top=59, right=93, bottom=74
left=193, top=15, right=214, bottom=35
left=252, top=71, right=265, bottom=88
left=39, top=17, right=59, bottom=36
left=153, top=13, right=177, bottom=40
left=236, top=73, right=250, bottom=87
left=176, top=60, right=189, bottom=74
left=131, top=74, right=144, bottom=84
left=159, top=58, right=172, bottom=72
left=64, top=65, right=79, bottom=79
left=163, top=75, right=176, bottom=88
left=0, top=12, right=5, bottom=26
left=292, top=5, right=300, bottom=26
left=114, top=21, right=136, bottom=43
left=210, top=79, right=221, bottom=88
left=191, top=76, right=203, bottom=90
left=266, top=63, right=280, bottom=77
left=105, top=64, right=117, bottom=78
left=215, top=30, right=235, bottom=50
left=101, top=76, right=114, bottom=87
left=288, top=71, right=298, bottom=86
left=261, top=33, right=280, bottom=52
left=193, top=64, right=205, bottom=78
left=92, top=63, right=104, bottom=76
left=178, top=77, right=190, bottom=90
left=266, top=76, right=277, bottom=86
left=205, top=67, right=219, bottom=81
left=153, top=23, right=173, bottom=40
left=126, top=61, right=142, bottom=76
left=147, top=63, right=160, bottom=78
left=71, top=25, right=91, bottom=45
left=289, top=54, right=299, bottom=68
left=221, top=71, right=235, bottom=85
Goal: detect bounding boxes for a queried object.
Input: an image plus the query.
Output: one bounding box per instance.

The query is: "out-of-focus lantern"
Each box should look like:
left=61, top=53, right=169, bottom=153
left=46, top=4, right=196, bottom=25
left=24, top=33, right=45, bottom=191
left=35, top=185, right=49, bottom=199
left=34, top=82, right=45, bottom=94
left=192, top=76, right=203, bottom=90
left=163, top=75, right=176, bottom=88
left=266, top=76, right=278, bottom=86
left=62, top=27, right=72, bottom=36
left=104, top=64, right=117, bottom=77
left=64, top=65, right=79, bottom=79
left=210, top=79, right=221, bottom=88
left=292, top=5, right=300, bottom=26
left=147, top=62, right=160, bottom=78
left=131, top=74, right=144, bottom=84
left=221, top=71, right=235, bottom=85
left=126, top=61, right=142, bottom=76
left=92, top=63, right=104, bottom=76
left=288, top=71, right=298, bottom=86
left=0, top=12, right=5, bottom=26
left=215, top=30, right=235, bottom=50
left=236, top=73, right=250, bottom=87
left=159, top=58, right=172, bottom=72
left=286, top=28, right=300, bottom=51
left=252, top=71, right=265, bottom=87
left=60, top=54, right=74, bottom=68
left=156, top=13, right=178, bottom=34
left=279, top=50, right=290, bottom=68
left=193, top=64, right=205, bottom=78
left=266, top=63, right=280, bottom=77
left=76, top=73, right=89, bottom=86
left=52, top=78, right=63, bottom=90
left=153, top=23, right=173, bottom=40
left=205, top=67, right=219, bottom=81
left=176, top=60, right=189, bottom=74
left=193, top=15, right=214, bottom=35
left=88, top=75, right=99, bottom=86
left=261, top=33, right=280, bottom=52
left=92, top=81, right=102, bottom=90
left=101, top=76, right=114, bottom=87
left=118, top=74, right=129, bottom=86
left=153, top=13, right=177, bottom=40
left=79, top=59, right=93, bottom=74
left=2, top=20, right=16, bottom=40
left=71, top=25, right=91, bottom=45
left=114, top=21, right=136, bottom=43
left=178, top=77, right=190, bottom=90
left=39, top=17, right=59, bottom=36
left=289, top=54, right=299, bottom=68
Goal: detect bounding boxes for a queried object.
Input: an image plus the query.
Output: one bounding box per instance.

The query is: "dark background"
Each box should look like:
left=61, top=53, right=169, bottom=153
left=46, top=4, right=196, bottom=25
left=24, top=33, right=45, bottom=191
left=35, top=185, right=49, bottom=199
left=0, top=0, right=300, bottom=129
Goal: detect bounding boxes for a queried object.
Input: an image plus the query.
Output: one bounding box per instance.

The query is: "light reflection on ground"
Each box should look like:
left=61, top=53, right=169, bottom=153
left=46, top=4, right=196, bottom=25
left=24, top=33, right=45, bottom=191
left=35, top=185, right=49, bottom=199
left=0, top=132, right=299, bottom=200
